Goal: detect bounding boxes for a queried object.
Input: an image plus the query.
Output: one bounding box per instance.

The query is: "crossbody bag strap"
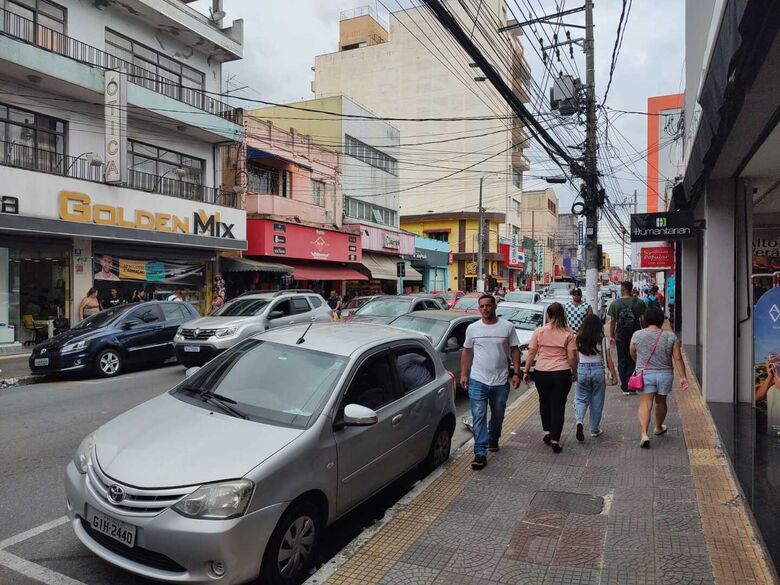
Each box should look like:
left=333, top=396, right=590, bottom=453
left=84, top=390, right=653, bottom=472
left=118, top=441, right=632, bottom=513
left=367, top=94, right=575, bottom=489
left=640, top=331, right=664, bottom=376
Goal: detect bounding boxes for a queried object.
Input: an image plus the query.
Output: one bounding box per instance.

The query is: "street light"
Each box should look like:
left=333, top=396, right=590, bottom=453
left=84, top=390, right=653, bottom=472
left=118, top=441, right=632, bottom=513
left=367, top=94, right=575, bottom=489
left=152, top=167, right=187, bottom=193
left=64, top=152, right=103, bottom=176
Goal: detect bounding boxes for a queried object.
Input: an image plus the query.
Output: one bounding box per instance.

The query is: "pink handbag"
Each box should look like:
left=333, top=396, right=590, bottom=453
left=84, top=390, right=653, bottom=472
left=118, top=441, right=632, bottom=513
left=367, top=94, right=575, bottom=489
left=627, top=331, right=663, bottom=391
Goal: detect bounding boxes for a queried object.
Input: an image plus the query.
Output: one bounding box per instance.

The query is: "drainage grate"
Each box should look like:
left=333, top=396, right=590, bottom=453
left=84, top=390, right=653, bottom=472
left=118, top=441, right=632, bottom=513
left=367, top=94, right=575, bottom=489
left=530, top=491, right=604, bottom=515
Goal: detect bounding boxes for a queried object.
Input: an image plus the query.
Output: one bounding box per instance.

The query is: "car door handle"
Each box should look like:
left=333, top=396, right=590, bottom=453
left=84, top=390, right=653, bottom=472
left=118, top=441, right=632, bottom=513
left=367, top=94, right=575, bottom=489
left=392, top=414, right=403, bottom=426
left=436, top=387, right=445, bottom=397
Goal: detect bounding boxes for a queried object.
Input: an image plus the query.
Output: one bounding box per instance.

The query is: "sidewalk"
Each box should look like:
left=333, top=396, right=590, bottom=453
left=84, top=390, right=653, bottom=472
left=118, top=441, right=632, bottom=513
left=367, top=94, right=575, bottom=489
left=313, top=358, right=778, bottom=585
left=0, top=354, right=34, bottom=384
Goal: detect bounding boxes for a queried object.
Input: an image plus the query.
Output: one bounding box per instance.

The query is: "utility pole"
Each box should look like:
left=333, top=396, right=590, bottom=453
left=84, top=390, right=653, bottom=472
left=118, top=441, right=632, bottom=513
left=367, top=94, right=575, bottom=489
left=477, top=177, right=485, bottom=293
left=583, top=0, right=599, bottom=314
left=531, top=210, right=536, bottom=292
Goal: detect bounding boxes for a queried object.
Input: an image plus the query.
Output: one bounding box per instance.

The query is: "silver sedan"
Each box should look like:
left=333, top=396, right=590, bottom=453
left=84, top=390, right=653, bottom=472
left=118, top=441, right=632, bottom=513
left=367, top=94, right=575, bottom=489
left=64, top=323, right=457, bottom=584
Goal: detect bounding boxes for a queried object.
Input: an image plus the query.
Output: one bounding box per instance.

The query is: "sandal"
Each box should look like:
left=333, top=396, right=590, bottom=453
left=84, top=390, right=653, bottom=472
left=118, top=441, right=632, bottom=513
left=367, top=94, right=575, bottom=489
left=654, top=425, right=668, bottom=436
left=640, top=436, right=650, bottom=449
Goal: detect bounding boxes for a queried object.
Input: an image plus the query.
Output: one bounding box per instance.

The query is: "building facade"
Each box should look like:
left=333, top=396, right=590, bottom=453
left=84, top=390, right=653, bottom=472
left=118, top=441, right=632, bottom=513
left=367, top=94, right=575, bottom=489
left=557, top=213, right=583, bottom=279
left=252, top=95, right=421, bottom=294
left=0, top=0, right=247, bottom=349
left=520, top=188, right=560, bottom=284
left=401, top=212, right=504, bottom=292
left=674, top=0, right=780, bottom=569
left=311, top=3, right=531, bottom=240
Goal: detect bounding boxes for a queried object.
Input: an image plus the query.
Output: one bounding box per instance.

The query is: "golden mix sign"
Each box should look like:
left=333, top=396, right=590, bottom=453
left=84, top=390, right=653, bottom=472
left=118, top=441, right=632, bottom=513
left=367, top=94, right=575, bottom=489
left=58, top=192, right=235, bottom=239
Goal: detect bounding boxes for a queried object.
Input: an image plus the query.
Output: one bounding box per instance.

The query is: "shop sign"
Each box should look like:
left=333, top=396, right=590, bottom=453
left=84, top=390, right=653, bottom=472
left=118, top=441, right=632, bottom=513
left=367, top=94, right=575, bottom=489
left=753, top=228, right=780, bottom=272
left=631, top=242, right=673, bottom=269
left=383, top=233, right=401, bottom=249
left=59, top=192, right=236, bottom=239
left=104, top=68, right=127, bottom=184
left=93, top=254, right=204, bottom=283
left=0, top=196, right=18, bottom=215
left=465, top=261, right=477, bottom=276
left=630, top=211, right=694, bottom=242
left=247, top=219, right=361, bottom=263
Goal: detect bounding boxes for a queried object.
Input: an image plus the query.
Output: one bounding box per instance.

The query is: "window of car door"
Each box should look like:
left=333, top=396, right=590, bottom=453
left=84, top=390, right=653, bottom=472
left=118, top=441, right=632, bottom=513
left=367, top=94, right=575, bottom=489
left=161, top=302, right=188, bottom=321
left=270, top=299, right=293, bottom=318
left=411, top=301, right=427, bottom=311
left=126, top=305, right=161, bottom=325
left=423, top=300, right=440, bottom=310
left=339, top=353, right=400, bottom=417
left=291, top=296, right=311, bottom=315
left=393, top=346, right=436, bottom=395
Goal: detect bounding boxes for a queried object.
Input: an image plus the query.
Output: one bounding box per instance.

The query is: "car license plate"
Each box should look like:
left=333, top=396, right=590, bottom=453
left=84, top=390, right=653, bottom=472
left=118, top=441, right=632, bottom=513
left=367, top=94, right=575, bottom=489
left=34, top=358, right=49, bottom=366
left=87, top=508, right=136, bottom=548
left=183, top=345, right=200, bottom=353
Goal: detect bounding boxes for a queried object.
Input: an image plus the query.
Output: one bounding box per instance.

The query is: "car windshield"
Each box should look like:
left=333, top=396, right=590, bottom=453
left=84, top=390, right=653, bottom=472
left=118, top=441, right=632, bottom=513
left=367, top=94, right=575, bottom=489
left=355, top=298, right=412, bottom=317
left=72, top=305, right=132, bottom=330
left=505, top=292, right=535, bottom=303
left=501, top=308, right=543, bottom=331
left=212, top=298, right=270, bottom=317
left=454, top=297, right=478, bottom=310
left=176, top=339, right=347, bottom=428
left=389, top=315, right=450, bottom=344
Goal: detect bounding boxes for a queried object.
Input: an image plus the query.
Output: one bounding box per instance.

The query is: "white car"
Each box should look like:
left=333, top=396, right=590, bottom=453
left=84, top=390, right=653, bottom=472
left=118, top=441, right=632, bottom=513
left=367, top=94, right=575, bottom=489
left=496, top=302, right=547, bottom=364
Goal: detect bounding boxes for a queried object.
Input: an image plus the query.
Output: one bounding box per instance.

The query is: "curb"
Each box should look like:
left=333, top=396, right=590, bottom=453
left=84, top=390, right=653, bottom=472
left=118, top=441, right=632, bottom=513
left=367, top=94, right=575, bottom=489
left=0, top=375, right=44, bottom=389
left=304, top=386, right=536, bottom=585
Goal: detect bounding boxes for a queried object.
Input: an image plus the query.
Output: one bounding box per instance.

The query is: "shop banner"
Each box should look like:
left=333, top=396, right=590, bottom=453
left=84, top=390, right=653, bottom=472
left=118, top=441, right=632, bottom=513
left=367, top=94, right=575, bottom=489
left=753, top=228, right=780, bottom=273
left=753, top=286, right=780, bottom=436
left=631, top=242, right=673, bottom=270
left=93, top=254, right=204, bottom=283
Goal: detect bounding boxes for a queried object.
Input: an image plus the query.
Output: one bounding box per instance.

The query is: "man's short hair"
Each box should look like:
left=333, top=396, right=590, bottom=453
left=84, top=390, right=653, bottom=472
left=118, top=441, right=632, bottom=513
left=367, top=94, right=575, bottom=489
left=570, top=287, right=582, bottom=296
left=478, top=294, right=496, bottom=306
left=621, top=280, right=633, bottom=294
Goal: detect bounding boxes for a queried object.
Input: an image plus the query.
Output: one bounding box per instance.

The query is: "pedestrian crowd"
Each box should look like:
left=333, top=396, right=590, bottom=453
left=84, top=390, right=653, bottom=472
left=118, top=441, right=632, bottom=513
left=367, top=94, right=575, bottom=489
left=460, top=280, right=689, bottom=470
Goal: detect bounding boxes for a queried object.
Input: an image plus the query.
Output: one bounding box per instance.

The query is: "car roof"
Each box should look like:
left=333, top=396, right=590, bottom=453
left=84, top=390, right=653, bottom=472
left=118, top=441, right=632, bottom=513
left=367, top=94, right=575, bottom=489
left=236, top=290, right=319, bottom=300
left=499, top=302, right=543, bottom=311
left=253, top=322, right=428, bottom=356
left=392, top=309, right=479, bottom=322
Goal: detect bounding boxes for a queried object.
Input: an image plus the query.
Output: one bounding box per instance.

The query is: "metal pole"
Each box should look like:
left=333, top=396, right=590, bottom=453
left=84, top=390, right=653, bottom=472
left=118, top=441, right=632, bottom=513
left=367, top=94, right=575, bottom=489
left=531, top=210, right=536, bottom=292
left=583, top=0, right=599, bottom=314
left=477, top=177, right=485, bottom=293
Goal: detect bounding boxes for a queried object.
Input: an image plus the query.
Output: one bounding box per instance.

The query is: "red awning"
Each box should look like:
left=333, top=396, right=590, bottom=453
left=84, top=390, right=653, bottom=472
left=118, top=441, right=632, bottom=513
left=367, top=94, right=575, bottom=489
left=289, top=263, right=368, bottom=281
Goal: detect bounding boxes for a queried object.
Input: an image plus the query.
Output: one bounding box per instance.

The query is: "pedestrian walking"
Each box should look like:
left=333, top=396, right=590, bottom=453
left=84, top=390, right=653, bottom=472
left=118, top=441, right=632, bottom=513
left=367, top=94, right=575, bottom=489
left=574, top=314, right=618, bottom=441
left=608, top=281, right=646, bottom=395
left=563, top=287, right=591, bottom=333
left=460, top=294, right=522, bottom=470
left=629, top=307, right=690, bottom=448
left=522, top=302, right=577, bottom=453
left=79, top=288, right=100, bottom=321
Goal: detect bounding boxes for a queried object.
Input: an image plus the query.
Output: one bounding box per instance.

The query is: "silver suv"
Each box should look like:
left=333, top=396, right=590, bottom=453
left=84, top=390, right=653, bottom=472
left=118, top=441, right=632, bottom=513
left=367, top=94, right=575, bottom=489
left=173, top=290, right=332, bottom=367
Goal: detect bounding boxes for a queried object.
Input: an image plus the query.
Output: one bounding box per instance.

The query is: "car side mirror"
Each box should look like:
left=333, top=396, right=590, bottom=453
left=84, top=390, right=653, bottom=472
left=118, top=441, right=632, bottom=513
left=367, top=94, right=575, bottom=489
left=185, top=366, right=200, bottom=378
left=343, top=403, right=378, bottom=426
left=122, top=319, right=140, bottom=330
left=268, top=310, right=284, bottom=320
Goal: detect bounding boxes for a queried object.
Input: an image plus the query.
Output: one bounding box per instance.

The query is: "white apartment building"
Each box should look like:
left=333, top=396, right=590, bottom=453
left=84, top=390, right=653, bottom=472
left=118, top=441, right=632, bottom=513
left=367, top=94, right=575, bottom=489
left=0, top=0, right=246, bottom=348
left=312, top=3, right=531, bottom=241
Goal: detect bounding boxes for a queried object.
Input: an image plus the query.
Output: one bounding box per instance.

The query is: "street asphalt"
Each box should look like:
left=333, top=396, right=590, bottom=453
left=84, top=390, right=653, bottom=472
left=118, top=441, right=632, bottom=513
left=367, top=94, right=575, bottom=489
left=0, top=360, right=529, bottom=585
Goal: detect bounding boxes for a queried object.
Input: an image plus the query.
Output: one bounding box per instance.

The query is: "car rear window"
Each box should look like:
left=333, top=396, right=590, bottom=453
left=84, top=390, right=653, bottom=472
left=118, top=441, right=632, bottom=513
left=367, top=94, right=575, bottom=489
left=308, top=295, right=323, bottom=308
left=389, top=315, right=450, bottom=344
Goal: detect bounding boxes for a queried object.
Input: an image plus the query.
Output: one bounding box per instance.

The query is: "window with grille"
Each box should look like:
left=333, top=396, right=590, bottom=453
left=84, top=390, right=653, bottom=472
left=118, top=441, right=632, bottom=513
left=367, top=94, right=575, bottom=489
left=0, top=102, right=66, bottom=172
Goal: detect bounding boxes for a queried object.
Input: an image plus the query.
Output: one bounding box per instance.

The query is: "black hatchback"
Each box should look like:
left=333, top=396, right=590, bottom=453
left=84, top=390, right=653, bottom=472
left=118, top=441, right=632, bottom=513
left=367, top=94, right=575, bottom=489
left=29, top=301, right=199, bottom=378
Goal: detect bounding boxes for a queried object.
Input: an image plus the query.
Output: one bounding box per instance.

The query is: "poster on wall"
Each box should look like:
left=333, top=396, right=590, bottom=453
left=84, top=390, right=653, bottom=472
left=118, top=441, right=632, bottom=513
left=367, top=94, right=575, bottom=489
left=93, top=254, right=204, bottom=284
left=753, top=286, right=780, bottom=436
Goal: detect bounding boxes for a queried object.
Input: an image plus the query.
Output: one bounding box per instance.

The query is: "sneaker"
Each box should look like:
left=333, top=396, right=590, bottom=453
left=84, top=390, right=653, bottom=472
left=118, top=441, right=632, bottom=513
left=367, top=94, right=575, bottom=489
left=488, top=440, right=500, bottom=452
left=471, top=455, right=487, bottom=470
left=543, top=433, right=552, bottom=445
left=576, top=422, right=585, bottom=442
left=551, top=442, right=563, bottom=454
left=590, top=429, right=604, bottom=437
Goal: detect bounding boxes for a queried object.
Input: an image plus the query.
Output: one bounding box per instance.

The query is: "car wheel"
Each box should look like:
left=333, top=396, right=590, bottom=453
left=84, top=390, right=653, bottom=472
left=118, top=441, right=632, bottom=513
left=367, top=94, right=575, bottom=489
left=95, top=349, right=122, bottom=378
left=421, top=422, right=452, bottom=474
left=260, top=500, right=321, bottom=585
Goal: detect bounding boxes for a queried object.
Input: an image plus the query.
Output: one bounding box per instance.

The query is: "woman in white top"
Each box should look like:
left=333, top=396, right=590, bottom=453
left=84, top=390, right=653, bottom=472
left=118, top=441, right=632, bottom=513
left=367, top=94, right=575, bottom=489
left=574, top=314, right=618, bottom=441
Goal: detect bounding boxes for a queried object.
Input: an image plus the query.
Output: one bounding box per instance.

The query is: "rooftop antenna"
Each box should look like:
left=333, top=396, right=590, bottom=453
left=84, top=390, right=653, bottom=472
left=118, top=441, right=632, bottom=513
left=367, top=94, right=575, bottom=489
left=296, top=322, right=314, bottom=345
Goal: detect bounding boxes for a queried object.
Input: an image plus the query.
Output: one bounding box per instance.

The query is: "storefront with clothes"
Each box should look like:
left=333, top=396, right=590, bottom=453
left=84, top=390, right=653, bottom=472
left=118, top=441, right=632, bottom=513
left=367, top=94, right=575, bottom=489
left=406, top=236, right=450, bottom=292
left=0, top=176, right=247, bottom=350
left=344, top=223, right=421, bottom=295
left=244, top=218, right=366, bottom=297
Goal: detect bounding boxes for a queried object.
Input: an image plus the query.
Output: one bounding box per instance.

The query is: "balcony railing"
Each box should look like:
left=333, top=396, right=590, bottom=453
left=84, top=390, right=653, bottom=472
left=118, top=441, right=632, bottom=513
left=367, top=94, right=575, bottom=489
left=0, top=140, right=241, bottom=208
left=0, top=7, right=239, bottom=121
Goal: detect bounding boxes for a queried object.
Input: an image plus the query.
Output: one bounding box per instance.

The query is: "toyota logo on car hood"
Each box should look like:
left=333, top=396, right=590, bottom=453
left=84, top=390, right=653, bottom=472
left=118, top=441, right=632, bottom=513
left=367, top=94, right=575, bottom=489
left=108, top=484, right=125, bottom=503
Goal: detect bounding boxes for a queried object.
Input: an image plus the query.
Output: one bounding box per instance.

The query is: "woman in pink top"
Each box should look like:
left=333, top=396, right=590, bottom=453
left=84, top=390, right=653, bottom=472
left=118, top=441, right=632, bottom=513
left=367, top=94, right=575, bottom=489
left=522, top=302, right=578, bottom=453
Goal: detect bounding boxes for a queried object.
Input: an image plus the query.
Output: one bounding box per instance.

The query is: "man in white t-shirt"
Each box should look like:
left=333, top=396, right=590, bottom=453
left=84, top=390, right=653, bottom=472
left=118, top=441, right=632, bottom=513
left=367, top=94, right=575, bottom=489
left=460, top=294, right=522, bottom=470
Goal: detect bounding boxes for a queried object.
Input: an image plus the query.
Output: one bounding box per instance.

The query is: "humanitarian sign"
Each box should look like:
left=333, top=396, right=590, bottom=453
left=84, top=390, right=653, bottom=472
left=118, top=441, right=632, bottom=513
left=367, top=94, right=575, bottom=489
left=630, top=211, right=694, bottom=242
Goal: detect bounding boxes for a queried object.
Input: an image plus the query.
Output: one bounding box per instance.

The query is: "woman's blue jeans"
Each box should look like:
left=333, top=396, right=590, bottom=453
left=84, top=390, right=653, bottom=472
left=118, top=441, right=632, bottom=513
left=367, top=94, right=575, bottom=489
left=574, top=362, right=606, bottom=431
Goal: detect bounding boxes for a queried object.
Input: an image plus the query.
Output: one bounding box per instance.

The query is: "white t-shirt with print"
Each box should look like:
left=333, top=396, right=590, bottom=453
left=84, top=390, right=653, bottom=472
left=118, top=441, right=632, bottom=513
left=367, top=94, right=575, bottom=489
left=464, top=318, right=521, bottom=386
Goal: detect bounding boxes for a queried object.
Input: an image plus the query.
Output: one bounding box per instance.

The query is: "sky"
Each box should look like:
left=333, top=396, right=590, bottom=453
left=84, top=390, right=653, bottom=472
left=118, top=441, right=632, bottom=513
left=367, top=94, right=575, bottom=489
left=194, top=0, right=685, bottom=268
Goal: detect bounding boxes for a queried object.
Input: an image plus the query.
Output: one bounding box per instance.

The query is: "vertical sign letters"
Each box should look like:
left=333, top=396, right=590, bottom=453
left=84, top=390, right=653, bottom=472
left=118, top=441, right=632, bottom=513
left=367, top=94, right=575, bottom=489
left=104, top=69, right=127, bottom=184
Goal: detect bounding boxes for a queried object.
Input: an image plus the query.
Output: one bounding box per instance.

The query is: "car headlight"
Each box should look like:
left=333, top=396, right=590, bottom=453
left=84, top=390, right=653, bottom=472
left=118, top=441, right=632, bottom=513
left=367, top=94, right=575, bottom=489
left=172, top=479, right=254, bottom=519
left=73, top=431, right=96, bottom=474
left=62, top=339, right=88, bottom=354
left=215, top=326, right=239, bottom=338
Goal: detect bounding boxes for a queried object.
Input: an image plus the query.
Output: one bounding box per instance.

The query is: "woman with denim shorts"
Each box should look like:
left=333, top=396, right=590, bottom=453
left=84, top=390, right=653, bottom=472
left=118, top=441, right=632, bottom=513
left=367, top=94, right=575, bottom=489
left=574, top=314, right=618, bottom=442
left=629, top=307, right=690, bottom=448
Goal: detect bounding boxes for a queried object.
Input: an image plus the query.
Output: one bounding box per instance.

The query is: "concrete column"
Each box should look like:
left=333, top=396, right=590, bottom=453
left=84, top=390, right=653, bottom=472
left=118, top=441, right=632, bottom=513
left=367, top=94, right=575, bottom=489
left=680, top=237, right=699, bottom=347
left=71, top=238, right=92, bottom=324
left=701, top=180, right=736, bottom=403
left=735, top=183, right=754, bottom=403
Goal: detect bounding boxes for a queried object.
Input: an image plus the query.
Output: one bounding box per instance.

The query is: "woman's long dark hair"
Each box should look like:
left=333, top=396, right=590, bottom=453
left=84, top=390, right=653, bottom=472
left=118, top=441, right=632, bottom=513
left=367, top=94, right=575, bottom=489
left=576, top=313, right=604, bottom=356
left=546, top=302, right=567, bottom=329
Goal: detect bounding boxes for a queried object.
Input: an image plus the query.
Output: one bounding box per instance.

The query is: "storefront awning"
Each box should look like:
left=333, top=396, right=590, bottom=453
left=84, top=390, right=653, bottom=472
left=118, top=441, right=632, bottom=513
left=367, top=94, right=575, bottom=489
left=220, top=257, right=292, bottom=273
left=362, top=252, right=422, bottom=281
left=288, top=263, right=368, bottom=281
